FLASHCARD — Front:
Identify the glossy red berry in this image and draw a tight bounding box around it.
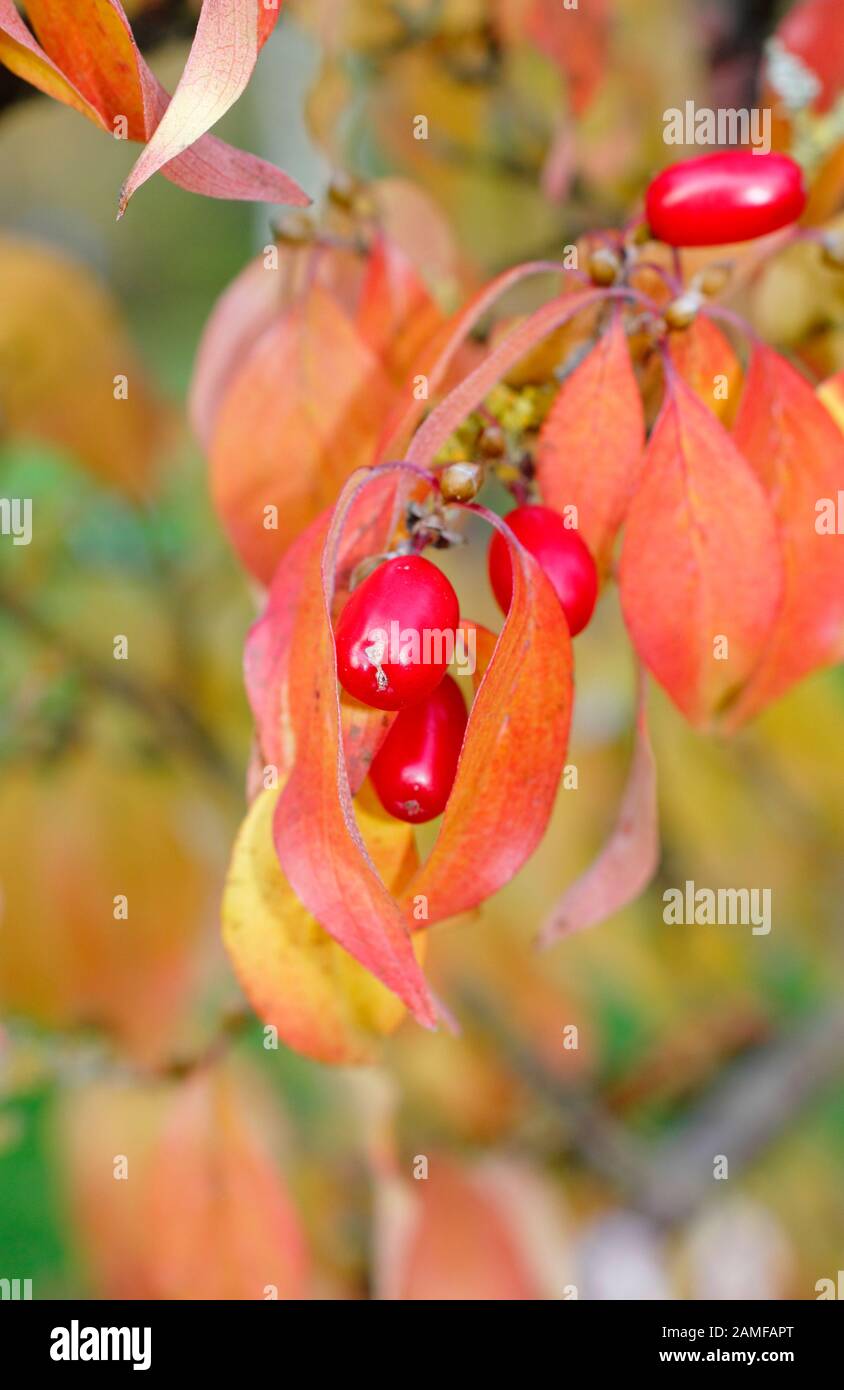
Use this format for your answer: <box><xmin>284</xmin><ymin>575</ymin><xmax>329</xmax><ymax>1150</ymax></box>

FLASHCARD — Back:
<box><xmin>369</xmin><ymin>675</ymin><xmax>467</xmax><ymax>823</ymax></box>
<box><xmin>488</xmin><ymin>504</ymin><xmax>598</xmax><ymax>636</ymax></box>
<box><xmin>645</xmin><ymin>151</ymin><xmax>806</xmax><ymax>247</ymax></box>
<box><xmin>335</xmin><ymin>554</ymin><xmax>460</xmax><ymax>711</ymax></box>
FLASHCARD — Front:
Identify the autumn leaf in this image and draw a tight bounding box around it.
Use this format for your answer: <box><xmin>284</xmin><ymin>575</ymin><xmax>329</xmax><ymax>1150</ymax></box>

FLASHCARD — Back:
<box><xmin>769</xmin><ymin>0</ymin><xmax>844</xmax><ymax>115</ymax></box>
<box><xmin>61</xmin><ymin>1064</ymin><xmax>310</xmax><ymax>1300</ymax></box>
<box><xmin>667</xmin><ymin>313</ymin><xmax>742</xmax><ymax>426</ymax></box>
<box><xmin>726</xmin><ymin>345</ymin><xmax>844</xmax><ymax>725</ymax></box>
<box><xmin>209</xmin><ymin>285</ymin><xmax>395</xmax><ymax>584</ymax></box>
<box><xmin>0</xmin><ymin>0</ymin><xmax>308</xmax><ymax>212</ymax></box>
<box><xmin>0</xmin><ymin>752</ymin><xmax>215</xmax><ymax>1065</ymax></box>
<box><xmin>376</xmin><ymin>260</ymin><xmax>579</xmax><ymax>463</ymax></box>
<box><xmin>271</xmin><ymin>462</ymin><xmax>572</xmax><ymax>1017</ymax></box>
<box><xmin>619</xmin><ymin>370</ymin><xmax>783</xmax><ymax>727</ymax></box>
<box><xmin>536</xmin><ymin>313</ymin><xmax>645</xmax><ymax>572</ymax></box>
<box><xmin>271</xmin><ymin>468</ymin><xmax>437</xmax><ymax>1027</ymax></box>
<box><xmin>119</xmin><ymin>0</ymin><xmax>287</xmax><ymax>212</ymax></box>
<box><xmin>223</xmin><ymin>781</ymin><xmax>421</xmax><ymax>1065</ymax></box>
<box><xmin>374</xmin><ymin>1154</ymin><xmax>568</xmax><ymax>1300</ymax></box>
<box><xmin>355</xmin><ymin>232</ymin><xmax>447</xmax><ymax>385</ymax></box>
<box><xmin>539</xmin><ymin>673</ymin><xmax>659</xmax><ymax>947</ymax></box>
<box><xmin>397</xmin><ymin>501</ymin><xmax>572</xmax><ymax>927</ymax></box>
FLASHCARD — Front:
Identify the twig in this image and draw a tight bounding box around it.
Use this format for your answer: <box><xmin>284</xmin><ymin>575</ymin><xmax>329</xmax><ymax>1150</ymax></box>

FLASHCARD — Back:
<box><xmin>458</xmin><ymin>986</ymin><xmax>844</xmax><ymax>1227</ymax></box>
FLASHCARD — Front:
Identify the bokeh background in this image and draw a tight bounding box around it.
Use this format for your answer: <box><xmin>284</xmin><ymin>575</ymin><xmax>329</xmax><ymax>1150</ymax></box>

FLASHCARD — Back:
<box><xmin>1</xmin><ymin>0</ymin><xmax>843</xmax><ymax>1300</ymax></box>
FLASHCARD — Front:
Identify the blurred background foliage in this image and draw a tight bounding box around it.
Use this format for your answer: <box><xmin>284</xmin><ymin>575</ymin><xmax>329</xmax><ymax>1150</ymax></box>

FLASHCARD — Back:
<box><xmin>0</xmin><ymin>0</ymin><xmax>843</xmax><ymax>1299</ymax></box>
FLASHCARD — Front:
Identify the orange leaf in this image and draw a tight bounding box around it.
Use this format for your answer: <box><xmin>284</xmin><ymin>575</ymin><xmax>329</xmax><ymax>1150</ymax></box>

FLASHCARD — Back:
<box><xmin>536</xmin><ymin>314</ymin><xmax>645</xmax><ymax>572</ymax></box>
<box><xmin>375</xmin><ymin>1155</ymin><xmax>567</xmax><ymax>1301</ymax></box>
<box><xmin>355</xmin><ymin>232</ymin><xmax>446</xmax><ymax>385</ymax></box>
<box><xmin>273</xmin><ymin>468</ymin><xmax>437</xmax><ymax>1027</ymax></box>
<box><xmin>539</xmin><ymin>673</ymin><xmax>659</xmax><ymax>946</ymax></box>
<box><xmin>0</xmin><ymin>1</ymin><xmax>307</xmax><ymax>210</ymax></box>
<box><xmin>667</xmin><ymin>313</ymin><xmax>742</xmax><ymax>426</ymax></box>
<box><xmin>118</xmin><ymin>0</ymin><xmax>301</xmax><ymax>214</ymax></box>
<box><xmin>525</xmin><ymin>0</ymin><xmax>610</xmax><ymax>115</ymax></box>
<box><xmin>0</xmin><ymin>752</ymin><xmax>214</xmax><ymax>1065</ymax></box>
<box><xmin>142</xmin><ymin>1064</ymin><xmax>310</xmax><ymax>1299</ymax></box>
<box><xmin>24</xmin><ymin>0</ymin><xmax>148</xmax><ymax>135</ymax></box>
<box><xmin>726</xmin><ymin>346</ymin><xmax>844</xmax><ymax>724</ymax></box>
<box><xmin>399</xmin><ymin>502</ymin><xmax>572</xmax><ymax>926</ymax></box>
<box><xmin>619</xmin><ymin>371</ymin><xmax>783</xmax><ymax>726</ymax></box>
<box><xmin>210</xmin><ymin>285</ymin><xmax>395</xmax><ymax>584</ymax></box>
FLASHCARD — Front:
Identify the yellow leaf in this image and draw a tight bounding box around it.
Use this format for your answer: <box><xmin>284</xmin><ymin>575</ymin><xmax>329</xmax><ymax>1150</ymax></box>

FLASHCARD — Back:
<box><xmin>222</xmin><ymin>781</ymin><xmax>423</xmax><ymax>1065</ymax></box>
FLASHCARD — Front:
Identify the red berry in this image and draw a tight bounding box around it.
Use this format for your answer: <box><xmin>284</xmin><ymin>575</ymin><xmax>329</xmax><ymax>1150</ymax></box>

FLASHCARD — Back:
<box><xmin>645</xmin><ymin>152</ymin><xmax>806</xmax><ymax>247</ymax></box>
<box><xmin>369</xmin><ymin>675</ymin><xmax>467</xmax><ymax>823</ymax></box>
<box><xmin>488</xmin><ymin>504</ymin><xmax>598</xmax><ymax>636</ymax></box>
<box><xmin>335</xmin><ymin>554</ymin><xmax>460</xmax><ymax>711</ymax></box>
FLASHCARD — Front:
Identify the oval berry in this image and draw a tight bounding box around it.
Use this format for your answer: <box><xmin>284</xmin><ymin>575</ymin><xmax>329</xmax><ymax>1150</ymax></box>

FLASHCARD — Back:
<box><xmin>369</xmin><ymin>675</ymin><xmax>467</xmax><ymax>823</ymax></box>
<box><xmin>335</xmin><ymin>554</ymin><xmax>460</xmax><ymax>711</ymax></box>
<box><xmin>645</xmin><ymin>151</ymin><xmax>806</xmax><ymax>247</ymax></box>
<box><xmin>488</xmin><ymin>504</ymin><xmax>598</xmax><ymax>636</ymax></box>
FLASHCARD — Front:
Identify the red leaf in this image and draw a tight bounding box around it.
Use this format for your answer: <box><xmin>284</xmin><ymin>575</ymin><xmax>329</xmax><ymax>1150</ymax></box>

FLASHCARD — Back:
<box><xmin>726</xmin><ymin>346</ymin><xmax>844</xmax><ymax>724</ymax></box>
<box><xmin>209</xmin><ymin>285</ymin><xmax>395</xmax><ymax>583</ymax></box>
<box><xmin>771</xmin><ymin>0</ymin><xmax>844</xmax><ymax>114</ymax></box>
<box><xmin>536</xmin><ymin>314</ymin><xmax>645</xmax><ymax>571</ymax></box>
<box><xmin>272</xmin><ymin>465</ymin><xmax>572</xmax><ymax>1014</ymax></box>
<box><xmin>539</xmin><ymin>673</ymin><xmax>659</xmax><ymax>946</ymax></box>
<box><xmin>245</xmin><ymin>504</ymin><xmax>398</xmax><ymax>788</ymax></box>
<box><xmin>525</xmin><ymin>0</ymin><xmax>610</xmax><ymax>115</ymax></box>
<box><xmin>406</xmin><ymin>287</ymin><xmax>601</xmax><ymax>468</ymax></box>
<box><xmin>376</xmin><ymin>260</ymin><xmax>580</xmax><ymax>462</ymax></box>
<box><xmin>0</xmin><ymin>1</ymin><xmax>308</xmax><ymax>212</ymax></box>
<box><xmin>272</xmin><ymin>468</ymin><xmax>437</xmax><ymax>1028</ymax></box>
<box><xmin>667</xmin><ymin>313</ymin><xmax>742</xmax><ymax>425</ymax></box>
<box><xmin>355</xmin><ymin>232</ymin><xmax>447</xmax><ymax>385</ymax></box>
<box><xmin>398</xmin><ymin>503</ymin><xmax>572</xmax><ymax>925</ymax></box>
<box><xmin>619</xmin><ymin>371</ymin><xmax>783</xmax><ymax>726</ymax></box>
<box><xmin>119</xmin><ymin>0</ymin><xmax>300</xmax><ymax>214</ymax></box>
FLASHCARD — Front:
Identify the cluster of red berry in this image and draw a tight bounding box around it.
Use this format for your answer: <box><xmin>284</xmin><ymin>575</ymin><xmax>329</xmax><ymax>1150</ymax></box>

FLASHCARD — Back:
<box><xmin>332</xmin><ymin>148</ymin><xmax>809</xmax><ymax>829</ymax></box>
<box><xmin>334</xmin><ymin>511</ymin><xmax>598</xmax><ymax>824</ymax></box>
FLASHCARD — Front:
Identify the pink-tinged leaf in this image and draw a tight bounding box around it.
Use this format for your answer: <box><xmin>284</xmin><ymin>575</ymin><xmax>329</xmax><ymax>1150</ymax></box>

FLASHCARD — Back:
<box><xmin>190</xmin><ymin>244</ymin><xmax>367</xmax><ymax>449</ymax></box>
<box><xmin>245</xmin><ymin>504</ymin><xmax>398</xmax><ymax>787</ymax></box>
<box><xmin>190</xmin><ymin>255</ymin><xmax>289</xmax><ymax>451</ymax></box>
<box><xmin>526</xmin><ymin>0</ymin><xmax>610</xmax><ymax>115</ymax></box>
<box><xmin>376</xmin><ymin>261</ymin><xmax>583</xmax><ymax>462</ymax></box>
<box><xmin>355</xmin><ymin>232</ymin><xmax>446</xmax><ymax>384</ymax></box>
<box><xmin>273</xmin><ymin>467</ymin><xmax>438</xmax><ymax>1028</ymax></box>
<box><xmin>770</xmin><ymin>0</ymin><xmax>844</xmax><ymax>114</ymax></box>
<box><xmin>406</xmin><ymin>288</ymin><xmax>602</xmax><ymax>468</ymax></box>
<box><xmin>536</xmin><ymin>314</ymin><xmax>645</xmax><ymax>572</ymax></box>
<box><xmin>399</xmin><ymin>503</ymin><xmax>572</xmax><ymax>925</ymax></box>
<box><xmin>619</xmin><ymin>371</ymin><xmax>783</xmax><ymax>727</ymax></box>
<box><xmin>143</xmin><ymin>1064</ymin><xmax>310</xmax><ymax>1299</ymax></box>
<box><xmin>539</xmin><ymin>674</ymin><xmax>659</xmax><ymax>947</ymax></box>
<box><xmin>726</xmin><ymin>346</ymin><xmax>844</xmax><ymax>725</ymax></box>
<box><xmin>375</xmin><ymin>1155</ymin><xmax>567</xmax><ymax>1301</ymax></box>
<box><xmin>1</xmin><ymin>0</ymin><xmax>309</xmax><ymax>212</ymax></box>
<box><xmin>119</xmin><ymin>0</ymin><xmax>304</xmax><ymax>214</ymax></box>
<box><xmin>209</xmin><ymin>285</ymin><xmax>395</xmax><ymax>583</ymax></box>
